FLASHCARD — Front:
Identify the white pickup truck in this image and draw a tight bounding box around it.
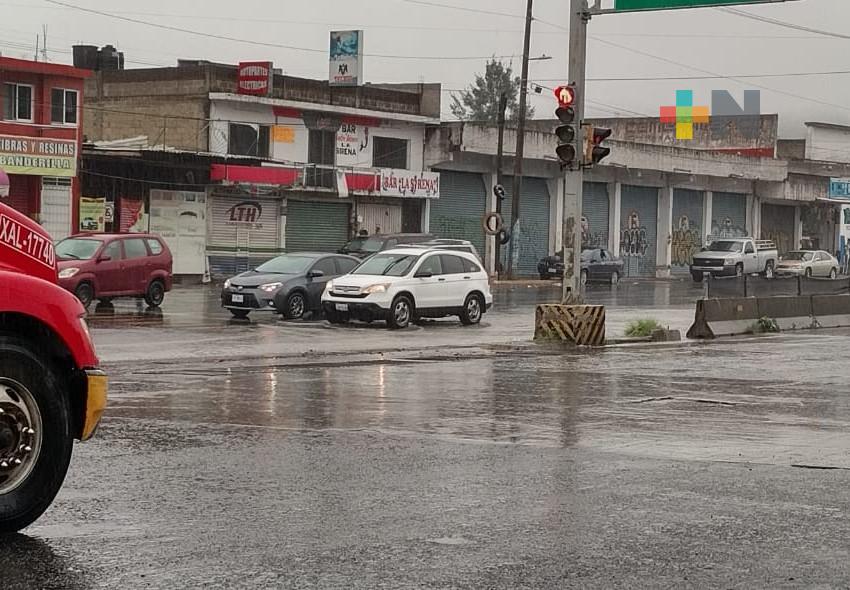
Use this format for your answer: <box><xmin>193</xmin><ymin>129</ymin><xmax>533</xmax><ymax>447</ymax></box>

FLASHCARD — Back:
<box><xmin>690</xmin><ymin>238</ymin><xmax>778</xmax><ymax>282</ymax></box>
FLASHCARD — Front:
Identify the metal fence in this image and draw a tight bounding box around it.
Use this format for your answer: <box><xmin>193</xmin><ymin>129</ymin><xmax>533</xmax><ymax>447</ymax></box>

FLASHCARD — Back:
<box><xmin>706</xmin><ymin>275</ymin><xmax>850</xmax><ymax>299</ymax></box>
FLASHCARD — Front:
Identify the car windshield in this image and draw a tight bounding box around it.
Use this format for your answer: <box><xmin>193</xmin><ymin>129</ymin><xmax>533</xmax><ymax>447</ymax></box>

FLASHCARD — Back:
<box><xmin>254</xmin><ymin>255</ymin><xmax>314</xmax><ymax>274</ymax></box>
<box><xmin>352</xmin><ymin>253</ymin><xmax>418</xmax><ymax>276</ymax></box>
<box><xmin>783</xmin><ymin>251</ymin><xmax>813</xmax><ymax>261</ymax></box>
<box><xmin>707</xmin><ymin>241</ymin><xmax>744</xmax><ymax>253</ymax></box>
<box><xmin>55</xmin><ymin>238</ymin><xmax>103</xmax><ymax>260</ymax></box>
<box><xmin>359</xmin><ymin>237</ymin><xmax>386</xmax><ymax>253</ymax></box>
<box><xmin>581</xmin><ymin>250</ymin><xmax>595</xmax><ymax>261</ymax></box>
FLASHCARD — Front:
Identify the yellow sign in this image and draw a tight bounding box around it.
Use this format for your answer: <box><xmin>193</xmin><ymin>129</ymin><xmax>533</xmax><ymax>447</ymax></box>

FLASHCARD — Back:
<box><xmin>272</xmin><ymin>126</ymin><xmax>295</xmax><ymax>144</ymax></box>
<box><xmin>79</xmin><ymin>197</ymin><xmax>106</xmax><ymax>232</ymax></box>
<box><xmin>0</xmin><ymin>134</ymin><xmax>78</xmax><ymax>177</ymax></box>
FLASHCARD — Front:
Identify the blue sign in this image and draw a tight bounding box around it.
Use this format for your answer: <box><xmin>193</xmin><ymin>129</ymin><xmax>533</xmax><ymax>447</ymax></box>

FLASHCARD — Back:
<box><xmin>829</xmin><ymin>178</ymin><xmax>850</xmax><ymax>200</ymax></box>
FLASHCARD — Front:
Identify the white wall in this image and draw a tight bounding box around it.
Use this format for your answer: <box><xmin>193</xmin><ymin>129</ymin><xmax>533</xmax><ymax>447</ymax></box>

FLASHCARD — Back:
<box><xmin>806</xmin><ymin>125</ymin><xmax>850</xmax><ymax>163</ymax></box>
<box><xmin>209</xmin><ymin>99</ymin><xmax>426</xmax><ymax>170</ymax></box>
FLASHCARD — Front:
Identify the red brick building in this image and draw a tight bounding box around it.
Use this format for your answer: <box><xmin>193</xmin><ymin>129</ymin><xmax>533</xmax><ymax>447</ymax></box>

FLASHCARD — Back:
<box><xmin>0</xmin><ymin>57</ymin><xmax>90</xmax><ymax>239</ymax></box>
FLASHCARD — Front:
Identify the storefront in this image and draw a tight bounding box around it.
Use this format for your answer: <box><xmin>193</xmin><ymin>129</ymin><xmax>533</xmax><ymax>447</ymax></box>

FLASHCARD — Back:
<box><xmin>285</xmin><ymin>197</ymin><xmax>351</xmax><ymax>252</ymax></box>
<box><xmin>500</xmin><ymin>176</ymin><xmax>552</xmax><ymax>277</ymax></box>
<box><xmin>710</xmin><ymin>192</ymin><xmax>748</xmax><ymax>240</ymax></box>
<box><xmin>582</xmin><ymin>182</ymin><xmax>609</xmax><ymax>250</ymax></box>
<box><xmin>761</xmin><ymin>202</ymin><xmax>797</xmax><ymax>255</ymax></box>
<box><xmin>671</xmin><ymin>189</ymin><xmax>705</xmax><ymax>274</ymax></box>
<box><xmin>429</xmin><ymin>171</ymin><xmax>487</xmax><ymax>255</ymax></box>
<box><xmin>149</xmin><ymin>189</ymin><xmax>208</xmax><ymax>275</ymax></box>
<box><xmin>207</xmin><ymin>192</ymin><xmax>284</xmax><ymax>275</ymax></box>
<box><xmin>620</xmin><ymin>185</ymin><xmax>659</xmax><ymax>278</ymax></box>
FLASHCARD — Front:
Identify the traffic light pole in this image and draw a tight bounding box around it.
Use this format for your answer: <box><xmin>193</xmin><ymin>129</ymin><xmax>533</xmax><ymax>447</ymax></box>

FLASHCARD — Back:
<box><xmin>495</xmin><ymin>92</ymin><xmax>508</xmax><ymax>277</ymax></box>
<box><xmin>562</xmin><ymin>0</ymin><xmax>590</xmax><ymax>304</ymax></box>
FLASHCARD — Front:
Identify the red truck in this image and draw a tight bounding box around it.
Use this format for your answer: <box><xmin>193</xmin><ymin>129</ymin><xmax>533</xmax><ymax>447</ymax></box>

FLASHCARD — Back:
<box><xmin>0</xmin><ymin>201</ymin><xmax>107</xmax><ymax>533</ymax></box>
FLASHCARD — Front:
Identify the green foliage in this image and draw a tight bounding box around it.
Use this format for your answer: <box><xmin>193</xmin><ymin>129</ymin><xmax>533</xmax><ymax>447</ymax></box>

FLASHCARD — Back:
<box><xmin>624</xmin><ymin>319</ymin><xmax>661</xmax><ymax>338</ymax></box>
<box><xmin>750</xmin><ymin>316</ymin><xmax>780</xmax><ymax>334</ymax></box>
<box><xmin>450</xmin><ymin>58</ymin><xmax>535</xmax><ymax>123</ymax></box>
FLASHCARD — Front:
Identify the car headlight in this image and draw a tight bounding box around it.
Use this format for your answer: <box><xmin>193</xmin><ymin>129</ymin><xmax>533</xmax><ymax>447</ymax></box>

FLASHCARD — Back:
<box><xmin>326</xmin><ymin>280</ymin><xmax>335</xmax><ymax>292</ymax></box>
<box><xmin>59</xmin><ymin>267</ymin><xmax>80</xmax><ymax>279</ymax></box>
<box><xmin>259</xmin><ymin>282</ymin><xmax>283</xmax><ymax>293</ymax></box>
<box><xmin>79</xmin><ymin>316</ymin><xmax>95</xmax><ymax>353</ymax></box>
<box><xmin>363</xmin><ymin>283</ymin><xmax>390</xmax><ymax>294</ymax></box>
<box><xmin>224</xmin><ymin>279</ymin><xmax>232</xmax><ymax>289</ymax></box>
<box><xmin>725</xmin><ymin>258</ymin><xmax>736</xmax><ymax>265</ymax></box>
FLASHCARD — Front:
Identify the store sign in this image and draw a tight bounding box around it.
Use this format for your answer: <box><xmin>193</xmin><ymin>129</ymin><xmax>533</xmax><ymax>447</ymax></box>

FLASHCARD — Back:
<box><xmin>380</xmin><ymin>170</ymin><xmax>440</xmax><ymax>199</ymax></box>
<box><xmin>336</xmin><ymin>123</ymin><xmax>369</xmax><ymax>166</ymax></box>
<box><xmin>0</xmin><ymin>135</ymin><xmax>77</xmax><ymax>177</ymax></box>
<box><xmin>238</xmin><ymin>61</ymin><xmax>273</xmax><ymax>96</ymax></box>
<box><xmin>226</xmin><ymin>200</ymin><xmax>265</xmax><ymax>228</ymax></box>
<box><xmin>329</xmin><ymin>30</ymin><xmax>363</xmax><ymax>86</ymax></box>
<box><xmin>79</xmin><ymin>197</ymin><xmax>106</xmax><ymax>232</ymax></box>
<box><xmin>829</xmin><ymin>178</ymin><xmax>850</xmax><ymax>200</ymax></box>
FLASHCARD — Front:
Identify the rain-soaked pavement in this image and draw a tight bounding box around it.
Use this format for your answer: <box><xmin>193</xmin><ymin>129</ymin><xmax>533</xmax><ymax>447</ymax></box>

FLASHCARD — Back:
<box><xmin>5</xmin><ymin>280</ymin><xmax>850</xmax><ymax>588</ymax></box>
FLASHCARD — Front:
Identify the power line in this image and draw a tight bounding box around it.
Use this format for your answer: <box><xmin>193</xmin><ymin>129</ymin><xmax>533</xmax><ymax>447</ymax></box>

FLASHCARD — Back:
<box><xmin>718</xmin><ymin>7</ymin><xmax>850</xmax><ymax>40</ymax></box>
<box><xmin>534</xmin><ymin>69</ymin><xmax>850</xmax><ymax>82</ymax></box>
<box><xmin>44</xmin><ymin>0</ymin><xmax>520</xmax><ymax>61</ymax></box>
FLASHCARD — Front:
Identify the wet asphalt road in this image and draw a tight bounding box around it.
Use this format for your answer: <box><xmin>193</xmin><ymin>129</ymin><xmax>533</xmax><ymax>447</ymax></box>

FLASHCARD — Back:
<box><xmin>5</xmin><ymin>280</ymin><xmax>850</xmax><ymax>589</ymax></box>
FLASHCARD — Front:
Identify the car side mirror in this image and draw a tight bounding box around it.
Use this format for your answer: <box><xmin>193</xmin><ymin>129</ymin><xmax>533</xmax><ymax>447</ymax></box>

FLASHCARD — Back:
<box><xmin>308</xmin><ymin>270</ymin><xmax>325</xmax><ymax>279</ymax></box>
<box><xmin>415</xmin><ymin>271</ymin><xmax>433</xmax><ymax>279</ymax></box>
<box><xmin>97</xmin><ymin>255</ymin><xmax>111</xmax><ymax>263</ymax></box>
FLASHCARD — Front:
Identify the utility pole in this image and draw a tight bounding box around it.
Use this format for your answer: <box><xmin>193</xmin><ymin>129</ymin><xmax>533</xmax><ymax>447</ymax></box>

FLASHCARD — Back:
<box><xmin>507</xmin><ymin>0</ymin><xmax>533</xmax><ymax>279</ymax></box>
<box><xmin>562</xmin><ymin>0</ymin><xmax>590</xmax><ymax>304</ymax></box>
<box><xmin>494</xmin><ymin>91</ymin><xmax>507</xmax><ymax>277</ymax></box>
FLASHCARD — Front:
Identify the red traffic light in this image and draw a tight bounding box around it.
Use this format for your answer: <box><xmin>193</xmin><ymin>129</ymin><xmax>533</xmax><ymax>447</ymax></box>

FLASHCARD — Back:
<box><xmin>554</xmin><ymin>85</ymin><xmax>575</xmax><ymax>108</ymax></box>
<box><xmin>592</xmin><ymin>127</ymin><xmax>612</xmax><ymax>145</ymax></box>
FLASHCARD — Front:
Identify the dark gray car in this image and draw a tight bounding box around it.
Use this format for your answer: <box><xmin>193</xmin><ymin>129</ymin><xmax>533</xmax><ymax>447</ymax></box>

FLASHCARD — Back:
<box><xmin>221</xmin><ymin>253</ymin><xmax>360</xmax><ymax>319</ymax></box>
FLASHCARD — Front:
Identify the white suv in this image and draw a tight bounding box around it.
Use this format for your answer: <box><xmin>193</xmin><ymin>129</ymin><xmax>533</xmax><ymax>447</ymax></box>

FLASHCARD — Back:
<box><xmin>321</xmin><ymin>248</ymin><xmax>493</xmax><ymax>329</ymax></box>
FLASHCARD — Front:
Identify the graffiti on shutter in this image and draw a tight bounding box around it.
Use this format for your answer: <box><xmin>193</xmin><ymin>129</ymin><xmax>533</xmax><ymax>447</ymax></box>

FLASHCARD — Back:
<box><xmin>582</xmin><ymin>182</ymin><xmax>609</xmax><ymax>249</ymax></box>
<box><xmin>671</xmin><ymin>189</ymin><xmax>704</xmax><ymax>272</ymax></box>
<box><xmin>710</xmin><ymin>192</ymin><xmax>747</xmax><ymax>241</ymax></box>
<box><xmin>620</xmin><ymin>185</ymin><xmax>658</xmax><ymax>277</ymax></box>
<box><xmin>761</xmin><ymin>203</ymin><xmax>795</xmax><ymax>255</ymax></box>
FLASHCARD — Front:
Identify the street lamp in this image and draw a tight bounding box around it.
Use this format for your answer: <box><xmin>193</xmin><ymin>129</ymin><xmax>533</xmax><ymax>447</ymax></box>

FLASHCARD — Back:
<box><xmin>0</xmin><ymin>168</ymin><xmax>9</xmax><ymax>198</ymax></box>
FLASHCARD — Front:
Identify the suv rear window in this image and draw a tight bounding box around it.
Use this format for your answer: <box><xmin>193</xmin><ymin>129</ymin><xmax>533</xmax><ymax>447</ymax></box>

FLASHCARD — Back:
<box><xmin>463</xmin><ymin>258</ymin><xmax>482</xmax><ymax>273</ymax></box>
<box><xmin>440</xmin><ymin>254</ymin><xmax>465</xmax><ymax>275</ymax></box>
<box><xmin>124</xmin><ymin>238</ymin><xmax>148</xmax><ymax>259</ymax></box>
<box><xmin>147</xmin><ymin>238</ymin><xmax>163</xmax><ymax>255</ymax></box>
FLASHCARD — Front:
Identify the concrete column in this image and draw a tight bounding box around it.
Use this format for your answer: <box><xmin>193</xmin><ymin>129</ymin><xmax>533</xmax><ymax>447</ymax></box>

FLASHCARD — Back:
<box><xmin>609</xmin><ymin>182</ymin><xmax>622</xmax><ymax>256</ymax></box>
<box><xmin>421</xmin><ymin>199</ymin><xmax>431</xmax><ymax>234</ymax></box>
<box><xmin>656</xmin><ymin>186</ymin><xmax>674</xmax><ymax>278</ymax></box>
<box><xmin>548</xmin><ymin>177</ymin><xmax>563</xmax><ymax>255</ymax></box>
<box><xmin>279</xmin><ymin>198</ymin><xmax>288</xmax><ymax>251</ymax></box>
<box><xmin>794</xmin><ymin>205</ymin><xmax>803</xmax><ymax>250</ymax></box>
<box><xmin>483</xmin><ymin>172</ymin><xmax>497</xmax><ymax>275</ymax></box>
<box><xmin>703</xmin><ymin>191</ymin><xmax>713</xmax><ymax>244</ymax></box>
<box><xmin>746</xmin><ymin>193</ymin><xmax>760</xmax><ymax>238</ymax></box>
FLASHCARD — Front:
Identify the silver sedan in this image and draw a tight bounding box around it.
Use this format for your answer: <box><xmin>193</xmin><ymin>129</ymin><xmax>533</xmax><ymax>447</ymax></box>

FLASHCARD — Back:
<box><xmin>775</xmin><ymin>250</ymin><xmax>840</xmax><ymax>278</ymax></box>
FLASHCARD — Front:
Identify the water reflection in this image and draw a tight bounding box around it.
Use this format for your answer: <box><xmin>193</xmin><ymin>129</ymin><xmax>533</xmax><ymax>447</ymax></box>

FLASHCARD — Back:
<box><xmin>0</xmin><ymin>534</ymin><xmax>90</xmax><ymax>589</ymax></box>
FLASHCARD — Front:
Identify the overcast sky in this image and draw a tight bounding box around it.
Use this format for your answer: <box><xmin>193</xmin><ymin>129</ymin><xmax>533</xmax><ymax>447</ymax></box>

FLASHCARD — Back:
<box><xmin>1</xmin><ymin>0</ymin><xmax>844</xmax><ymax>136</ymax></box>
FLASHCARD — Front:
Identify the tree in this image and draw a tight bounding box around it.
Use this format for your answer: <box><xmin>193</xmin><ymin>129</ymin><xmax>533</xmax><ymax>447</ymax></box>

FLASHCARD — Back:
<box><xmin>450</xmin><ymin>58</ymin><xmax>535</xmax><ymax>124</ymax></box>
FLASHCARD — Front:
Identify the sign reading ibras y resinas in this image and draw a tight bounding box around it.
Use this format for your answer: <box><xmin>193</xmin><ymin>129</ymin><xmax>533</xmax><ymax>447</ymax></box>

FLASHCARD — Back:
<box><xmin>609</xmin><ymin>0</ymin><xmax>798</xmax><ymax>11</ymax></box>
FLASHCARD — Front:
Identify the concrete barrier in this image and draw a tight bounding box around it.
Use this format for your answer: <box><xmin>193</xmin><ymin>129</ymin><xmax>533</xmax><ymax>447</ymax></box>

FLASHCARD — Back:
<box><xmin>688</xmin><ymin>294</ymin><xmax>850</xmax><ymax>339</ymax></box>
<box><xmin>534</xmin><ymin>304</ymin><xmax>606</xmax><ymax>346</ymax></box>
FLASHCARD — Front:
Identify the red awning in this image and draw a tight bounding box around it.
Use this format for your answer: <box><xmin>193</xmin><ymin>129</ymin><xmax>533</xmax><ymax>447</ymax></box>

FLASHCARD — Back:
<box><xmin>210</xmin><ymin>163</ymin><xmax>301</xmax><ymax>186</ymax></box>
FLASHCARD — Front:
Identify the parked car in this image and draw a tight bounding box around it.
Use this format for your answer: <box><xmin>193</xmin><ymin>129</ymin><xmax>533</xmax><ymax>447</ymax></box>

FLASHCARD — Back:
<box><xmin>321</xmin><ymin>248</ymin><xmax>493</xmax><ymax>329</ymax></box>
<box><xmin>397</xmin><ymin>239</ymin><xmax>483</xmax><ymax>262</ymax></box>
<box><xmin>338</xmin><ymin>236</ymin><xmax>368</xmax><ymax>256</ymax></box>
<box><xmin>537</xmin><ymin>248</ymin><xmax>625</xmax><ymax>284</ymax></box>
<box><xmin>341</xmin><ymin>233</ymin><xmax>435</xmax><ymax>259</ymax></box>
<box><xmin>690</xmin><ymin>238</ymin><xmax>778</xmax><ymax>281</ymax></box>
<box><xmin>56</xmin><ymin>233</ymin><xmax>173</xmax><ymax>308</ymax></box>
<box><xmin>776</xmin><ymin>250</ymin><xmax>840</xmax><ymax>278</ymax></box>
<box><xmin>221</xmin><ymin>252</ymin><xmax>360</xmax><ymax>319</ymax></box>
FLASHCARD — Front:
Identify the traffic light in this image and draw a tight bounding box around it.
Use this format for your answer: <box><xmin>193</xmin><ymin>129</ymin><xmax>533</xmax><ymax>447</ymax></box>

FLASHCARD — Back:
<box><xmin>554</xmin><ymin>85</ymin><xmax>579</xmax><ymax>169</ymax></box>
<box><xmin>584</xmin><ymin>126</ymin><xmax>612</xmax><ymax>167</ymax></box>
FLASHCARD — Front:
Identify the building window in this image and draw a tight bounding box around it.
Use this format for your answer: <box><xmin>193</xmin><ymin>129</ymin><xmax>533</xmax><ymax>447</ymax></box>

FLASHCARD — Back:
<box><xmin>373</xmin><ymin>136</ymin><xmax>408</xmax><ymax>169</ymax></box>
<box><xmin>3</xmin><ymin>83</ymin><xmax>33</xmax><ymax>121</ymax></box>
<box><xmin>228</xmin><ymin>123</ymin><xmax>270</xmax><ymax>158</ymax></box>
<box><xmin>51</xmin><ymin>89</ymin><xmax>79</xmax><ymax>125</ymax></box>
<box><xmin>307</xmin><ymin>129</ymin><xmax>336</xmax><ymax>188</ymax></box>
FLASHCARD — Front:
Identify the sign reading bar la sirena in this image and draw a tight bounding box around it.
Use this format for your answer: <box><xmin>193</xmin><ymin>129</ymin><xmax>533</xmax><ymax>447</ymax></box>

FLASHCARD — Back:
<box><xmin>0</xmin><ymin>135</ymin><xmax>77</xmax><ymax>177</ymax></box>
<box><xmin>380</xmin><ymin>170</ymin><xmax>440</xmax><ymax>199</ymax></box>
<box><xmin>237</xmin><ymin>62</ymin><xmax>273</xmax><ymax>96</ymax></box>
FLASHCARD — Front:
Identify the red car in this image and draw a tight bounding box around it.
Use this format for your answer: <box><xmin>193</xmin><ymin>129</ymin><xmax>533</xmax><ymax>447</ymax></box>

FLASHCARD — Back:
<box><xmin>55</xmin><ymin>233</ymin><xmax>173</xmax><ymax>308</ymax></box>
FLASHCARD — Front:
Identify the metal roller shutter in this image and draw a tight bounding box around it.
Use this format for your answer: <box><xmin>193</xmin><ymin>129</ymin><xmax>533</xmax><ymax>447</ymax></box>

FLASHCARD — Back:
<box><xmin>501</xmin><ymin>177</ymin><xmax>551</xmax><ymax>277</ymax></box>
<box><xmin>429</xmin><ymin>171</ymin><xmax>487</xmax><ymax>255</ymax></box>
<box><xmin>286</xmin><ymin>199</ymin><xmax>350</xmax><ymax>253</ymax></box>
<box><xmin>582</xmin><ymin>182</ymin><xmax>609</xmax><ymax>249</ymax></box>
<box><xmin>208</xmin><ymin>195</ymin><xmax>282</xmax><ymax>275</ymax></box>
<box><xmin>6</xmin><ymin>175</ymin><xmax>35</xmax><ymax>217</ymax></box>
<box><xmin>620</xmin><ymin>185</ymin><xmax>658</xmax><ymax>278</ymax></box>
<box><xmin>761</xmin><ymin>203</ymin><xmax>796</xmax><ymax>255</ymax></box>
<box><xmin>711</xmin><ymin>192</ymin><xmax>747</xmax><ymax>240</ymax></box>
<box><xmin>41</xmin><ymin>177</ymin><xmax>73</xmax><ymax>240</ymax></box>
<box><xmin>671</xmin><ymin>189</ymin><xmax>704</xmax><ymax>274</ymax></box>
<box><xmin>358</xmin><ymin>202</ymin><xmax>402</xmax><ymax>235</ymax></box>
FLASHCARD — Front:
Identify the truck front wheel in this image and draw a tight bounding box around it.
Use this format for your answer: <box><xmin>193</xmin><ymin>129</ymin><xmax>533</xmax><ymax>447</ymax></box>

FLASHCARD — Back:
<box><xmin>0</xmin><ymin>335</ymin><xmax>74</xmax><ymax>533</ymax></box>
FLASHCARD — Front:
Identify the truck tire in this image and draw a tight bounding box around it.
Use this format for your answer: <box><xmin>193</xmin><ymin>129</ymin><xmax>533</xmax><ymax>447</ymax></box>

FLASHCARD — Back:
<box><xmin>691</xmin><ymin>272</ymin><xmax>704</xmax><ymax>283</ymax></box>
<box><xmin>0</xmin><ymin>334</ymin><xmax>73</xmax><ymax>534</ymax></box>
<box><xmin>736</xmin><ymin>263</ymin><xmax>744</xmax><ymax>277</ymax></box>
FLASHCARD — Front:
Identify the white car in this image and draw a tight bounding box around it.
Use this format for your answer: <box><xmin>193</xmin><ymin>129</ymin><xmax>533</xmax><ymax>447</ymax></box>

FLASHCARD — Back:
<box><xmin>321</xmin><ymin>248</ymin><xmax>493</xmax><ymax>329</ymax></box>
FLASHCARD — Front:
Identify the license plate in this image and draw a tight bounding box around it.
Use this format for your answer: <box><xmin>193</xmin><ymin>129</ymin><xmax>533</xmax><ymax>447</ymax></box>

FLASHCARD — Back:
<box><xmin>548</xmin><ymin>268</ymin><xmax>557</xmax><ymax>273</ymax></box>
<box><xmin>231</xmin><ymin>294</ymin><xmax>244</xmax><ymax>303</ymax></box>
<box><xmin>335</xmin><ymin>303</ymin><xmax>349</xmax><ymax>312</ymax></box>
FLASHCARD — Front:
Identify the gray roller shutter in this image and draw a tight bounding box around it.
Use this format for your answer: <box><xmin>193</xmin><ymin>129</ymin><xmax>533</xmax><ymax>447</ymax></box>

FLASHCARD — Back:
<box><xmin>620</xmin><ymin>185</ymin><xmax>658</xmax><ymax>278</ymax></box>
<box><xmin>761</xmin><ymin>203</ymin><xmax>795</xmax><ymax>255</ymax></box>
<box><xmin>582</xmin><ymin>182</ymin><xmax>609</xmax><ymax>249</ymax></box>
<box><xmin>501</xmin><ymin>177</ymin><xmax>551</xmax><ymax>277</ymax></box>
<box><xmin>429</xmin><ymin>171</ymin><xmax>487</xmax><ymax>255</ymax></box>
<box><xmin>286</xmin><ymin>199</ymin><xmax>351</xmax><ymax>253</ymax></box>
<box><xmin>711</xmin><ymin>192</ymin><xmax>747</xmax><ymax>240</ymax></box>
<box><xmin>671</xmin><ymin>189</ymin><xmax>705</xmax><ymax>274</ymax></box>
<box><xmin>208</xmin><ymin>195</ymin><xmax>281</xmax><ymax>275</ymax></box>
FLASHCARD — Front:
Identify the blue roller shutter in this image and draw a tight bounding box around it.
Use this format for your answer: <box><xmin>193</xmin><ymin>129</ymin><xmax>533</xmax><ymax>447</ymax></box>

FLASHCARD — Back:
<box><xmin>671</xmin><ymin>189</ymin><xmax>705</xmax><ymax>274</ymax></box>
<box><xmin>583</xmin><ymin>182</ymin><xmax>609</xmax><ymax>250</ymax></box>
<box><xmin>429</xmin><ymin>171</ymin><xmax>487</xmax><ymax>255</ymax></box>
<box><xmin>501</xmin><ymin>177</ymin><xmax>551</xmax><ymax>277</ymax></box>
<box><xmin>620</xmin><ymin>185</ymin><xmax>658</xmax><ymax>278</ymax></box>
<box><xmin>711</xmin><ymin>192</ymin><xmax>747</xmax><ymax>240</ymax></box>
